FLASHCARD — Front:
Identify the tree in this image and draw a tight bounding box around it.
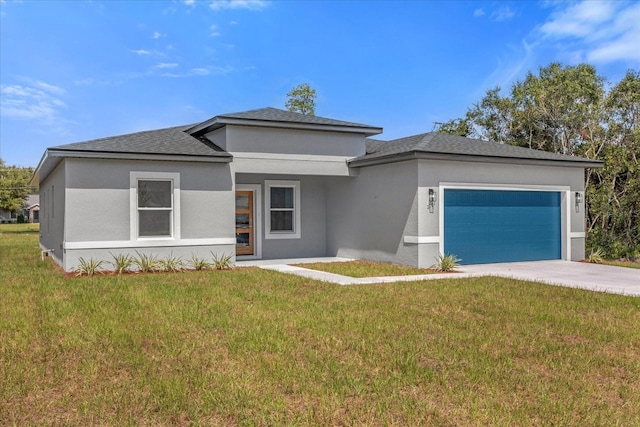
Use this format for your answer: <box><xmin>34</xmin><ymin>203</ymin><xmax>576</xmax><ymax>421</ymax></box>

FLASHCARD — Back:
<box><xmin>434</xmin><ymin>64</ymin><xmax>640</xmax><ymax>259</ymax></box>
<box><xmin>285</xmin><ymin>83</ymin><xmax>316</xmax><ymax>115</ymax></box>
<box><xmin>0</xmin><ymin>158</ymin><xmax>35</xmax><ymax>213</ymax></box>
<box><xmin>583</xmin><ymin>70</ymin><xmax>640</xmax><ymax>258</ymax></box>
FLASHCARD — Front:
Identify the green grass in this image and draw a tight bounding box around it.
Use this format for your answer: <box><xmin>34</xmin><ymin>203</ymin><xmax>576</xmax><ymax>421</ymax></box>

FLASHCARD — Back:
<box><xmin>295</xmin><ymin>260</ymin><xmax>441</xmax><ymax>277</ymax></box>
<box><xmin>602</xmin><ymin>260</ymin><xmax>640</xmax><ymax>269</ymax></box>
<box><xmin>2</xmin><ymin>232</ymin><xmax>640</xmax><ymax>425</ymax></box>
<box><xmin>0</xmin><ymin>222</ymin><xmax>40</xmax><ymax>234</ymax></box>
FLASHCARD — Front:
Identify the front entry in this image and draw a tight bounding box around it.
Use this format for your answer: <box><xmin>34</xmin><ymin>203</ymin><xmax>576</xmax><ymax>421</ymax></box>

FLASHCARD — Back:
<box><xmin>235</xmin><ymin>190</ymin><xmax>254</xmax><ymax>255</ymax></box>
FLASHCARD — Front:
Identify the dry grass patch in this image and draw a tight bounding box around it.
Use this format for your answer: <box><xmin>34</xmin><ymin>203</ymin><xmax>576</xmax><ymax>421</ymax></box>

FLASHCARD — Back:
<box><xmin>602</xmin><ymin>260</ymin><xmax>640</xmax><ymax>269</ymax></box>
<box><xmin>295</xmin><ymin>259</ymin><xmax>442</xmax><ymax>277</ymax></box>
<box><xmin>2</xmin><ymin>232</ymin><xmax>640</xmax><ymax>425</ymax></box>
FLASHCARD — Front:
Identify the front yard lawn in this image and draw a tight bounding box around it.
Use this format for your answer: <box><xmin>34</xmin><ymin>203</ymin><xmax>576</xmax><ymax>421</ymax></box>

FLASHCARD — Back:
<box><xmin>294</xmin><ymin>259</ymin><xmax>443</xmax><ymax>277</ymax></box>
<box><xmin>602</xmin><ymin>260</ymin><xmax>640</xmax><ymax>269</ymax></box>
<box><xmin>2</xmin><ymin>232</ymin><xmax>639</xmax><ymax>425</ymax></box>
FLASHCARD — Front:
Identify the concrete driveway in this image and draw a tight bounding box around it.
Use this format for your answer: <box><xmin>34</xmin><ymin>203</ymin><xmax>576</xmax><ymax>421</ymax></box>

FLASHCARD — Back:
<box><xmin>462</xmin><ymin>260</ymin><xmax>640</xmax><ymax>296</ymax></box>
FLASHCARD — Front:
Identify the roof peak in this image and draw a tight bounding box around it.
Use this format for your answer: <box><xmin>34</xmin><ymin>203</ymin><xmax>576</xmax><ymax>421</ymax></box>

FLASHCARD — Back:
<box><xmin>186</xmin><ymin>106</ymin><xmax>383</xmax><ymax>136</ymax></box>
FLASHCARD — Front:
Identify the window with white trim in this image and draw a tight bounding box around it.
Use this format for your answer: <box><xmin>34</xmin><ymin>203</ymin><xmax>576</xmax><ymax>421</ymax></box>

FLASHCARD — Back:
<box><xmin>130</xmin><ymin>172</ymin><xmax>180</xmax><ymax>240</ymax></box>
<box><xmin>265</xmin><ymin>180</ymin><xmax>300</xmax><ymax>239</ymax></box>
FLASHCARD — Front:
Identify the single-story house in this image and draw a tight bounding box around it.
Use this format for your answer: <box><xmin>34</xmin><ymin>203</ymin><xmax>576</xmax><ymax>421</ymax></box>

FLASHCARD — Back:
<box><xmin>32</xmin><ymin>107</ymin><xmax>602</xmax><ymax>272</ymax></box>
<box><xmin>0</xmin><ymin>194</ymin><xmax>39</xmax><ymax>223</ymax></box>
<box><xmin>23</xmin><ymin>194</ymin><xmax>40</xmax><ymax>223</ymax></box>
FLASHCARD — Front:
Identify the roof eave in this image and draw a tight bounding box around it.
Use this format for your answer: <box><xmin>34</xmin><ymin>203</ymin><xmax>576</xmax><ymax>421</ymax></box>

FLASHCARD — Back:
<box><xmin>188</xmin><ymin>116</ymin><xmax>383</xmax><ymax>137</ymax></box>
<box><xmin>49</xmin><ymin>148</ymin><xmax>232</xmax><ymax>162</ymax></box>
<box><xmin>33</xmin><ymin>148</ymin><xmax>232</xmax><ymax>184</ymax></box>
<box><xmin>348</xmin><ymin>151</ymin><xmax>604</xmax><ymax>168</ymax></box>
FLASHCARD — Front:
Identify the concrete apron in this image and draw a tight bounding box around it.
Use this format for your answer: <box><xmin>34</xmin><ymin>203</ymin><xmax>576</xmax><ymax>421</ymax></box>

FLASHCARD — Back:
<box><xmin>236</xmin><ymin>258</ymin><xmax>640</xmax><ymax>296</ymax></box>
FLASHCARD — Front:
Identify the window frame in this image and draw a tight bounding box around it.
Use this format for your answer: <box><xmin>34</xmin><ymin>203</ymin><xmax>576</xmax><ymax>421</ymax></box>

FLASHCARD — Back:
<box><xmin>130</xmin><ymin>172</ymin><xmax>180</xmax><ymax>241</ymax></box>
<box><xmin>265</xmin><ymin>180</ymin><xmax>301</xmax><ymax>239</ymax></box>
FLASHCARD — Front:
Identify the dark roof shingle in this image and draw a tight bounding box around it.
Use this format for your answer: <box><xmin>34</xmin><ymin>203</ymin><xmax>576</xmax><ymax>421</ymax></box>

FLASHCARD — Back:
<box><xmin>216</xmin><ymin>107</ymin><xmax>378</xmax><ymax>129</ymax></box>
<box><xmin>354</xmin><ymin>132</ymin><xmax>601</xmax><ymax>166</ymax></box>
<box><xmin>51</xmin><ymin>125</ymin><xmax>230</xmax><ymax>158</ymax></box>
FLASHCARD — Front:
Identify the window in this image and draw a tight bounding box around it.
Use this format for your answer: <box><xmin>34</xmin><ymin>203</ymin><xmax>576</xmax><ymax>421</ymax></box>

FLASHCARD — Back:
<box><xmin>265</xmin><ymin>180</ymin><xmax>300</xmax><ymax>239</ymax></box>
<box><xmin>130</xmin><ymin>172</ymin><xmax>180</xmax><ymax>240</ymax></box>
<box><xmin>138</xmin><ymin>180</ymin><xmax>172</xmax><ymax>237</ymax></box>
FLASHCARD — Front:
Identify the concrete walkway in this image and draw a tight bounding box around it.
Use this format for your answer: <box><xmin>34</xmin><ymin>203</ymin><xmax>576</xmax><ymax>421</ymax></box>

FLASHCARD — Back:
<box><xmin>236</xmin><ymin>258</ymin><xmax>640</xmax><ymax>296</ymax></box>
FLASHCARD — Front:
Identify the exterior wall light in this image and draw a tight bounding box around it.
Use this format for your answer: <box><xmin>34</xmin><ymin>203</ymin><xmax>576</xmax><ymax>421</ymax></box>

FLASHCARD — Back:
<box><xmin>575</xmin><ymin>192</ymin><xmax>582</xmax><ymax>213</ymax></box>
<box><xmin>428</xmin><ymin>189</ymin><xmax>437</xmax><ymax>213</ymax></box>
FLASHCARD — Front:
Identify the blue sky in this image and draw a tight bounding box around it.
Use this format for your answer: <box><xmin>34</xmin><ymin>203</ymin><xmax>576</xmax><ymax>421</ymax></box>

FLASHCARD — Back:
<box><xmin>1</xmin><ymin>0</ymin><xmax>639</xmax><ymax>167</ymax></box>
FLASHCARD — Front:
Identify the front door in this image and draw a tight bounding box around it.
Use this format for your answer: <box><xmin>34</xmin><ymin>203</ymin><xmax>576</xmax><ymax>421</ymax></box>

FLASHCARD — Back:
<box><xmin>235</xmin><ymin>190</ymin><xmax>254</xmax><ymax>256</ymax></box>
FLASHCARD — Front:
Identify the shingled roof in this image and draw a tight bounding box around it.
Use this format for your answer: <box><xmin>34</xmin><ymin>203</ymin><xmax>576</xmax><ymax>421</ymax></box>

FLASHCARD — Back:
<box><xmin>216</xmin><ymin>107</ymin><xmax>377</xmax><ymax>128</ymax></box>
<box><xmin>352</xmin><ymin>133</ymin><xmax>602</xmax><ymax>167</ymax></box>
<box><xmin>51</xmin><ymin>124</ymin><xmax>230</xmax><ymax>159</ymax></box>
<box><xmin>186</xmin><ymin>107</ymin><xmax>383</xmax><ymax>136</ymax></box>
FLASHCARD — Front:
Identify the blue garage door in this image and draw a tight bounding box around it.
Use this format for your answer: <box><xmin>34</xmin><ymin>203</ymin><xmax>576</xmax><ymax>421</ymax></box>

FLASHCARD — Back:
<box><xmin>444</xmin><ymin>189</ymin><xmax>561</xmax><ymax>265</ymax></box>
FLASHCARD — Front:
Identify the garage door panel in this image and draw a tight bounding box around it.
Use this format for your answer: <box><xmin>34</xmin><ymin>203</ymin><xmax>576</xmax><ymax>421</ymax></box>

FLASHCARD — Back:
<box><xmin>444</xmin><ymin>190</ymin><xmax>561</xmax><ymax>265</ymax></box>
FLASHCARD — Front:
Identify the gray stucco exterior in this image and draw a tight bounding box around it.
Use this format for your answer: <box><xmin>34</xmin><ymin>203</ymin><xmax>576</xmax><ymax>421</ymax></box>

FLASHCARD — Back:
<box><xmin>40</xmin><ymin>157</ymin><xmax>235</xmax><ymax>271</ymax></box>
<box><xmin>33</xmin><ymin>107</ymin><xmax>599</xmax><ymax>272</ymax></box>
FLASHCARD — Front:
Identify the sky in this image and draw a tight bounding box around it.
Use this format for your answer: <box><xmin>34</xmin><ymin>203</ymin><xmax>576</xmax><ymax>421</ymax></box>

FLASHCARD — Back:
<box><xmin>1</xmin><ymin>0</ymin><xmax>639</xmax><ymax>168</ymax></box>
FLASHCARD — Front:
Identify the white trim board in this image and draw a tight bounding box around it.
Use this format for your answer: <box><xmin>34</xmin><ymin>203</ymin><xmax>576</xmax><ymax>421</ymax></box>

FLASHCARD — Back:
<box><xmin>264</xmin><ymin>180</ymin><xmax>301</xmax><ymax>240</ymax></box>
<box><xmin>64</xmin><ymin>238</ymin><xmax>236</xmax><ymax>250</ymax></box>
<box><xmin>130</xmin><ymin>171</ymin><xmax>181</xmax><ymax>241</ymax></box>
<box><xmin>404</xmin><ymin>236</ymin><xmax>439</xmax><ymax>244</ymax></box>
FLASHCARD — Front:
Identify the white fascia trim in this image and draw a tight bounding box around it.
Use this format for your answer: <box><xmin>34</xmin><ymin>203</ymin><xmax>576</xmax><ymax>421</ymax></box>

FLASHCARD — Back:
<box><xmin>264</xmin><ymin>180</ymin><xmax>301</xmax><ymax>240</ymax></box>
<box><xmin>439</xmin><ymin>182</ymin><xmax>571</xmax><ymax>192</ymax></box>
<box><xmin>404</xmin><ymin>236</ymin><xmax>440</xmax><ymax>244</ymax></box>
<box><xmin>570</xmin><ymin>232</ymin><xmax>586</xmax><ymax>239</ymax></box>
<box><xmin>230</xmin><ymin>151</ymin><xmax>353</xmax><ymax>162</ymax></box>
<box><xmin>213</xmin><ymin>118</ymin><xmax>383</xmax><ymax>136</ymax></box>
<box><xmin>64</xmin><ymin>238</ymin><xmax>236</xmax><ymax>250</ymax></box>
<box><xmin>47</xmin><ymin>149</ymin><xmax>231</xmax><ymax>163</ymax></box>
<box><xmin>438</xmin><ymin>183</ymin><xmax>572</xmax><ymax>260</ymax></box>
<box><xmin>130</xmin><ymin>171</ymin><xmax>181</xmax><ymax>241</ymax></box>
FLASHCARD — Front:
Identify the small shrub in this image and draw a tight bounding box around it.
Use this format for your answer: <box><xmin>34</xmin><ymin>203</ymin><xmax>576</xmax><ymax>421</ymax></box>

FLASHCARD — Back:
<box><xmin>159</xmin><ymin>253</ymin><xmax>184</xmax><ymax>273</ymax></box>
<box><xmin>189</xmin><ymin>253</ymin><xmax>211</xmax><ymax>271</ymax></box>
<box><xmin>110</xmin><ymin>253</ymin><xmax>134</xmax><ymax>274</ymax></box>
<box><xmin>211</xmin><ymin>252</ymin><xmax>233</xmax><ymax>270</ymax></box>
<box><xmin>431</xmin><ymin>253</ymin><xmax>461</xmax><ymax>272</ymax></box>
<box><xmin>17</xmin><ymin>214</ymin><xmax>25</xmax><ymax>224</ymax></box>
<box><xmin>133</xmin><ymin>251</ymin><xmax>160</xmax><ymax>273</ymax></box>
<box><xmin>587</xmin><ymin>248</ymin><xmax>605</xmax><ymax>264</ymax></box>
<box><xmin>75</xmin><ymin>257</ymin><xmax>105</xmax><ymax>277</ymax></box>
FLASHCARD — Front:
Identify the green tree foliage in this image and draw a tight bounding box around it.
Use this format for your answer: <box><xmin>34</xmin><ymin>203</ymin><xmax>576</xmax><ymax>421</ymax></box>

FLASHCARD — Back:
<box><xmin>434</xmin><ymin>64</ymin><xmax>639</xmax><ymax>259</ymax></box>
<box><xmin>285</xmin><ymin>83</ymin><xmax>316</xmax><ymax>115</ymax></box>
<box><xmin>0</xmin><ymin>158</ymin><xmax>35</xmax><ymax>212</ymax></box>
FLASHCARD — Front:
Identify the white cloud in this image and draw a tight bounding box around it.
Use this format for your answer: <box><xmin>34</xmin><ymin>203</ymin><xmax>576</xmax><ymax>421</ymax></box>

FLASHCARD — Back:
<box><xmin>152</xmin><ymin>31</ymin><xmax>165</xmax><ymax>39</ymax></box>
<box><xmin>474</xmin><ymin>8</ymin><xmax>485</xmax><ymax>17</ymax></box>
<box><xmin>74</xmin><ymin>78</ymin><xmax>109</xmax><ymax>86</ymax></box>
<box><xmin>209</xmin><ymin>0</ymin><xmax>268</xmax><ymax>11</ymax></box>
<box><xmin>478</xmin><ymin>40</ymin><xmax>536</xmax><ymax>95</ymax></box>
<box><xmin>540</xmin><ymin>1</ymin><xmax>615</xmax><ymax>38</ymax></box>
<box><xmin>160</xmin><ymin>65</ymin><xmax>234</xmax><ymax>78</ymax></box>
<box><xmin>153</xmin><ymin>62</ymin><xmax>179</xmax><ymax>69</ymax></box>
<box><xmin>191</xmin><ymin>67</ymin><xmax>210</xmax><ymax>75</ymax></box>
<box><xmin>210</xmin><ymin>24</ymin><xmax>221</xmax><ymax>36</ymax></box>
<box><xmin>131</xmin><ymin>49</ymin><xmax>151</xmax><ymax>55</ymax></box>
<box><xmin>33</xmin><ymin>80</ymin><xmax>66</xmax><ymax>95</ymax></box>
<box><xmin>0</xmin><ymin>82</ymin><xmax>67</xmax><ymax>121</ymax></box>
<box><xmin>491</xmin><ymin>6</ymin><xmax>515</xmax><ymax>22</ymax></box>
<box><xmin>540</xmin><ymin>1</ymin><xmax>640</xmax><ymax>64</ymax></box>
<box><xmin>183</xmin><ymin>0</ymin><xmax>195</xmax><ymax>6</ymax></box>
